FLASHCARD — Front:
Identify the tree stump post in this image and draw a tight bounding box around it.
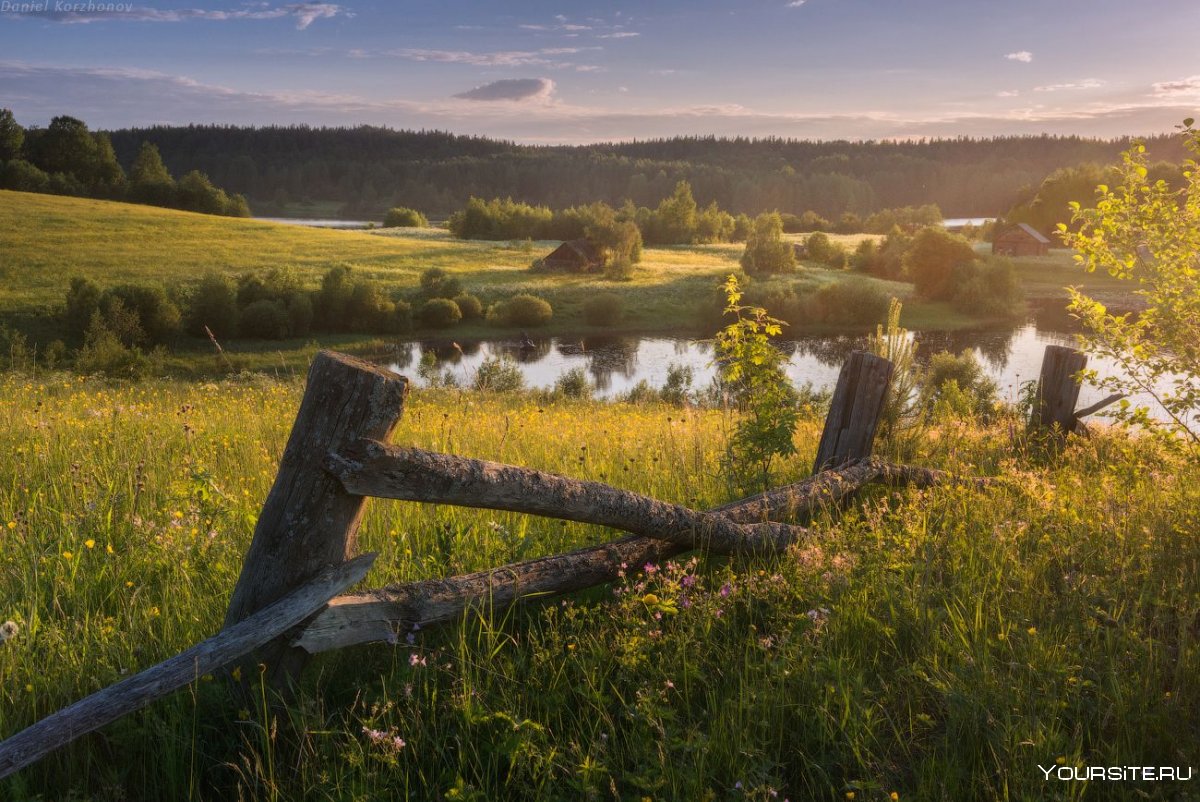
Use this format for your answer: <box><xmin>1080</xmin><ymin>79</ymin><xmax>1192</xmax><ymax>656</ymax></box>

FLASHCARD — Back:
<box><xmin>813</xmin><ymin>351</ymin><xmax>894</xmax><ymax>473</ymax></box>
<box><xmin>1031</xmin><ymin>345</ymin><xmax>1087</xmax><ymax>433</ymax></box>
<box><xmin>223</xmin><ymin>351</ymin><xmax>407</xmax><ymax>688</ymax></box>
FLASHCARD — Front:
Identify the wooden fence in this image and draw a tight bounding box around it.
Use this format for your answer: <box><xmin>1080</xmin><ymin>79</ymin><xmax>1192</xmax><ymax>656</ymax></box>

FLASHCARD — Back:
<box><xmin>0</xmin><ymin>343</ymin><xmax>1099</xmax><ymax>779</ymax></box>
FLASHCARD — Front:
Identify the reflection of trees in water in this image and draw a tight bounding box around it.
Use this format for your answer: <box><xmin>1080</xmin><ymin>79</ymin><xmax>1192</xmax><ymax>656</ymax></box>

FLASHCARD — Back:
<box><xmin>912</xmin><ymin>329</ymin><xmax>1016</xmax><ymax>371</ymax></box>
<box><xmin>789</xmin><ymin>335</ymin><xmax>868</xmax><ymax>367</ymax></box>
<box><xmin>381</xmin><ymin>342</ymin><xmax>415</xmax><ymax>371</ymax></box>
<box><xmin>420</xmin><ymin>341</ymin><xmax>463</xmax><ymax>365</ymax></box>
<box><xmin>572</xmin><ymin>336</ymin><xmax>640</xmax><ymax>391</ymax></box>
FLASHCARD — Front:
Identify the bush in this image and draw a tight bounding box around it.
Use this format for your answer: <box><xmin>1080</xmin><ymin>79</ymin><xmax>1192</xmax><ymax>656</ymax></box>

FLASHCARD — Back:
<box><xmin>473</xmin><ymin>355</ymin><xmax>525</xmax><ymax>392</ymax></box>
<box><xmin>238</xmin><ymin>299</ymin><xmax>291</xmax><ymax>339</ymax></box>
<box><xmin>807</xmin><ymin>279</ymin><xmax>890</xmax><ymax>325</ymax></box>
<box><xmin>186</xmin><ymin>273</ymin><xmax>239</xmax><ymax>338</ymax></box>
<box><xmin>453</xmin><ymin>294</ymin><xmax>483</xmax><ymax>321</ymax></box>
<box><xmin>604</xmin><ymin>258</ymin><xmax>636</xmax><ymax>281</ymax></box>
<box><xmin>383</xmin><ymin>206</ymin><xmax>427</xmax><ymax>227</ymax></box>
<box><xmin>490</xmin><ymin>294</ymin><xmax>553</xmax><ymax>327</ymax></box>
<box><xmin>286</xmin><ymin>292</ymin><xmax>313</xmax><ymax>337</ymax></box>
<box><xmin>419</xmin><ymin>298</ymin><xmax>462</xmax><ymax>329</ymax></box>
<box><xmin>583</xmin><ymin>294</ymin><xmax>623</xmax><ymax>326</ymax></box>
<box><xmin>419</xmin><ymin>268</ymin><xmax>463</xmax><ymax>300</ymax></box>
<box><xmin>921</xmin><ymin>349</ymin><xmax>998</xmax><ymax>419</ymax></box>
<box><xmin>904</xmin><ymin>228</ymin><xmax>978</xmax><ymax>300</ymax></box>
<box><xmin>740</xmin><ymin>212</ymin><xmax>795</xmax><ymax>275</ymax></box>
<box><xmin>347</xmin><ymin>281</ymin><xmax>395</xmax><ymax>333</ymax></box>
<box><xmin>553</xmin><ymin>367</ymin><xmax>592</xmax><ymax>399</ymax></box>
<box><xmin>63</xmin><ymin>277</ymin><xmax>102</xmax><ymax>341</ymax></box>
<box><xmin>103</xmin><ymin>284</ymin><xmax>181</xmax><ymax>346</ymax></box>
<box><xmin>74</xmin><ymin>317</ymin><xmax>154</xmax><ymax>378</ymax></box>
<box><xmin>951</xmin><ymin>259</ymin><xmax>1024</xmax><ymax>318</ymax></box>
<box><xmin>391</xmin><ymin>300</ymin><xmax>413</xmax><ymax>333</ymax></box>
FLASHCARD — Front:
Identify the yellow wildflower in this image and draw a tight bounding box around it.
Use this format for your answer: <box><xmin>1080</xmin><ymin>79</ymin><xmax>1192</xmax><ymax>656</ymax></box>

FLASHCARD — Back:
<box><xmin>85</xmin><ymin>539</ymin><xmax>95</xmax><ymax>549</ymax></box>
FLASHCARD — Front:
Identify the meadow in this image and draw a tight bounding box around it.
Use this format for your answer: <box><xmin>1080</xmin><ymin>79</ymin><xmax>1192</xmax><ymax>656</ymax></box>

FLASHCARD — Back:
<box><xmin>0</xmin><ymin>370</ymin><xmax>1196</xmax><ymax>800</ymax></box>
<box><xmin>2</xmin><ymin>191</ymin><xmax>1004</xmax><ymax>369</ymax></box>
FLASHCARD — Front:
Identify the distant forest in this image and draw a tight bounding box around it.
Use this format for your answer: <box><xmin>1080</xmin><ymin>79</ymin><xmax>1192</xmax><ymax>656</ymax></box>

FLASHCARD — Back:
<box><xmin>104</xmin><ymin>125</ymin><xmax>1188</xmax><ymax>221</ymax></box>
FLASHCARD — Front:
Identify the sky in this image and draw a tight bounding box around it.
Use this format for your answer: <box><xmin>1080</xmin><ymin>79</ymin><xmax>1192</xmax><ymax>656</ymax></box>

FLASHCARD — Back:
<box><xmin>1</xmin><ymin>0</ymin><xmax>1198</xmax><ymax>143</ymax></box>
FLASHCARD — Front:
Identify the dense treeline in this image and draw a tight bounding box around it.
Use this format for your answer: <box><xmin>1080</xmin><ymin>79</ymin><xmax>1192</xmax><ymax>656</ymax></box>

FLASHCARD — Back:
<box><xmin>0</xmin><ymin>111</ymin><xmax>248</xmax><ymax>217</ymax></box>
<box><xmin>100</xmin><ymin>123</ymin><xmax>1186</xmax><ymax>219</ymax></box>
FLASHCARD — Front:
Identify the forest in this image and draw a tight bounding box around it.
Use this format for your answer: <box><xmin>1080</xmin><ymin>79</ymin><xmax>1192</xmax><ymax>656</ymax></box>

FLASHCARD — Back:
<box><xmin>102</xmin><ymin>123</ymin><xmax>1188</xmax><ymax>219</ymax></box>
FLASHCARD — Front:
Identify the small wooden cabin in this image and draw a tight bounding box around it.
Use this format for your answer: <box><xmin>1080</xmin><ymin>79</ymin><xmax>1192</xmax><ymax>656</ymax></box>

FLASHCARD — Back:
<box><xmin>992</xmin><ymin>223</ymin><xmax>1051</xmax><ymax>257</ymax></box>
<box><xmin>542</xmin><ymin>239</ymin><xmax>604</xmax><ymax>272</ymax></box>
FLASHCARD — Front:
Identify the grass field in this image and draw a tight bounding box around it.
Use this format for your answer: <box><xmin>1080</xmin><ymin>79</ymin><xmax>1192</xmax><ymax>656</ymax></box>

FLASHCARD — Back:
<box><xmin>1</xmin><ymin>191</ymin><xmax>994</xmax><ymax>363</ymax></box>
<box><xmin>0</xmin><ymin>372</ymin><xmax>1196</xmax><ymax>800</ymax></box>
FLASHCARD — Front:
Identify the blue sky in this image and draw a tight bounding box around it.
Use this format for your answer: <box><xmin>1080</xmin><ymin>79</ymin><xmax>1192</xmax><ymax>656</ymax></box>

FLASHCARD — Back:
<box><xmin>1</xmin><ymin>0</ymin><xmax>1198</xmax><ymax>142</ymax></box>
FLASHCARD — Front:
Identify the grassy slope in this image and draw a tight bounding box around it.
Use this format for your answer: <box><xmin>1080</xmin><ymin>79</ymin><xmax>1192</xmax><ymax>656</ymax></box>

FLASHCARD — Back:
<box><xmin>1</xmin><ymin>191</ymin><xmax>975</xmax><ymax>352</ymax></box>
<box><xmin>0</xmin><ymin>375</ymin><xmax>1195</xmax><ymax>799</ymax></box>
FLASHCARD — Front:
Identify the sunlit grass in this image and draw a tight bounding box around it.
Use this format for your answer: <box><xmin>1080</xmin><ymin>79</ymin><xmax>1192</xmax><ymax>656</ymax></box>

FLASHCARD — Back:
<box><xmin>0</xmin><ymin>371</ymin><xmax>1196</xmax><ymax>799</ymax></box>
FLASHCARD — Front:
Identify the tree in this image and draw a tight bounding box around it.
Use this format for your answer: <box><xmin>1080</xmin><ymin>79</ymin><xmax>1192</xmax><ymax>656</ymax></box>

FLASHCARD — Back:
<box><xmin>383</xmin><ymin>206</ymin><xmax>428</xmax><ymax>227</ymax></box>
<box><xmin>0</xmin><ymin>108</ymin><xmax>24</xmax><ymax>162</ymax></box>
<box><xmin>714</xmin><ymin>275</ymin><xmax>799</xmax><ymax>490</ymax></box>
<box><xmin>25</xmin><ymin>116</ymin><xmax>125</xmax><ymax>195</ymax></box>
<box><xmin>129</xmin><ymin>142</ymin><xmax>176</xmax><ymax>206</ymax></box>
<box><xmin>1059</xmin><ymin>120</ymin><xmax>1200</xmax><ymax>447</ymax></box>
<box><xmin>646</xmin><ymin>180</ymin><xmax>698</xmax><ymax>244</ymax></box>
<box><xmin>740</xmin><ymin>212</ymin><xmax>795</xmax><ymax>275</ymax></box>
<box><xmin>903</xmin><ymin>227</ymin><xmax>977</xmax><ymax>300</ymax></box>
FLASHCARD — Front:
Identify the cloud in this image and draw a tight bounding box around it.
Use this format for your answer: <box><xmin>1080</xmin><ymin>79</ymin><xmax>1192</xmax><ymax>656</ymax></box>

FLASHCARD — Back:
<box><xmin>1005</xmin><ymin>51</ymin><xmax>1034</xmax><ymax>63</ymax></box>
<box><xmin>3</xmin><ymin>2</ymin><xmax>344</xmax><ymax>28</ymax></box>
<box><xmin>1152</xmin><ymin>75</ymin><xmax>1200</xmax><ymax>97</ymax></box>
<box><xmin>1034</xmin><ymin>78</ymin><xmax>1106</xmax><ymax>92</ymax></box>
<box><xmin>786</xmin><ymin>0</ymin><xmax>806</xmax><ymax>6</ymax></box>
<box><xmin>454</xmin><ymin>78</ymin><xmax>555</xmax><ymax>102</ymax></box>
<box><xmin>598</xmin><ymin>31</ymin><xmax>639</xmax><ymax>38</ymax></box>
<box><xmin>389</xmin><ymin>48</ymin><xmax>586</xmax><ymax>68</ymax></box>
<box><xmin>997</xmin><ymin>90</ymin><xmax>1020</xmax><ymax>98</ymax></box>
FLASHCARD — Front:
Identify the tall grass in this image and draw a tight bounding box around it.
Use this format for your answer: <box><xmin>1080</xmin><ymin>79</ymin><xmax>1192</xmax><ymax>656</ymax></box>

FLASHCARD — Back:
<box><xmin>0</xmin><ymin>372</ymin><xmax>1196</xmax><ymax>800</ymax></box>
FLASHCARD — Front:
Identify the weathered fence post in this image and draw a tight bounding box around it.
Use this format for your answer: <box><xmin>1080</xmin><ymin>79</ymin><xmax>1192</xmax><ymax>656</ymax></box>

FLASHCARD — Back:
<box><xmin>223</xmin><ymin>350</ymin><xmax>407</xmax><ymax>688</ymax></box>
<box><xmin>813</xmin><ymin>350</ymin><xmax>894</xmax><ymax>473</ymax></box>
<box><xmin>1031</xmin><ymin>345</ymin><xmax>1087</xmax><ymax>432</ymax></box>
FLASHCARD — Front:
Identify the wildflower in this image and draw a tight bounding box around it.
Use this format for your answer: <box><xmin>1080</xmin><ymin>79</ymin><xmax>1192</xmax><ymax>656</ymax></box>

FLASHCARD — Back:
<box><xmin>846</xmin><ymin>793</ymin><xmax>855</xmax><ymax>801</ymax></box>
<box><xmin>106</xmin><ymin>543</ymin><xmax>114</xmax><ymax>554</ymax></box>
<box><xmin>1027</xmin><ymin>626</ymin><xmax>1037</xmax><ymax>636</ymax></box>
<box><xmin>62</xmin><ymin>550</ymin><xmax>73</xmax><ymax>560</ymax></box>
<box><xmin>0</xmin><ymin>621</ymin><xmax>18</xmax><ymax>642</ymax></box>
<box><xmin>644</xmin><ymin>563</ymin><xmax>659</xmax><ymax>575</ymax></box>
<box><xmin>681</xmin><ymin>574</ymin><xmax>697</xmax><ymax>588</ymax></box>
<box><xmin>84</xmin><ymin>539</ymin><xmax>95</xmax><ymax>549</ymax></box>
<box><xmin>5</xmin><ymin>521</ymin><xmax>14</xmax><ymax>529</ymax></box>
<box><xmin>409</xmin><ymin>652</ymin><xmax>427</xmax><ymax>667</ymax></box>
<box><xmin>891</xmin><ymin>793</ymin><xmax>900</xmax><ymax>801</ymax></box>
<box><xmin>719</xmin><ymin>582</ymin><xmax>733</xmax><ymax>598</ymax></box>
<box><xmin>641</xmin><ymin>593</ymin><xmax>659</xmax><ymax>605</ymax></box>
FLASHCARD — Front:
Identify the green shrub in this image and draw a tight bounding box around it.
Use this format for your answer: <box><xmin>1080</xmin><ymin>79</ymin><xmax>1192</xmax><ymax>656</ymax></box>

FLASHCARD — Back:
<box><xmin>347</xmin><ymin>281</ymin><xmax>395</xmax><ymax>333</ymax></box>
<box><xmin>63</xmin><ymin>277</ymin><xmax>102</xmax><ymax>341</ymax></box>
<box><xmin>473</xmin><ymin>355</ymin><xmax>525</xmax><ymax>392</ymax></box>
<box><xmin>740</xmin><ymin>212</ymin><xmax>795</xmax><ymax>275</ymax></box>
<box><xmin>419</xmin><ymin>268</ymin><xmax>463</xmax><ymax>300</ymax></box>
<box><xmin>921</xmin><ymin>349</ymin><xmax>998</xmax><ymax>419</ymax></box>
<box><xmin>104</xmin><ymin>284</ymin><xmax>180</xmax><ymax>345</ymax></box>
<box><xmin>491</xmin><ymin>294</ymin><xmax>553</xmax><ymax>327</ymax></box>
<box><xmin>286</xmin><ymin>292</ymin><xmax>314</xmax><ymax>337</ymax></box>
<box><xmin>951</xmin><ymin>259</ymin><xmax>1024</xmax><ymax>318</ymax></box>
<box><xmin>391</xmin><ymin>300</ymin><xmax>413</xmax><ymax>333</ymax></box>
<box><xmin>904</xmin><ymin>227</ymin><xmax>978</xmax><ymax>300</ymax></box>
<box><xmin>453</xmin><ymin>294</ymin><xmax>483</xmax><ymax>321</ymax></box>
<box><xmin>238</xmin><ymin>299</ymin><xmax>290</xmax><ymax>339</ymax></box>
<box><xmin>583</xmin><ymin>294</ymin><xmax>623</xmax><ymax>326</ymax></box>
<box><xmin>603</xmin><ymin>257</ymin><xmax>636</xmax><ymax>281</ymax></box>
<box><xmin>419</xmin><ymin>298</ymin><xmax>463</xmax><ymax>329</ymax></box>
<box><xmin>807</xmin><ymin>279</ymin><xmax>890</xmax><ymax>325</ymax></box>
<box><xmin>186</xmin><ymin>273</ymin><xmax>239</xmax><ymax>338</ymax></box>
<box><xmin>74</xmin><ymin>317</ymin><xmax>153</xmax><ymax>378</ymax></box>
<box><xmin>383</xmin><ymin>206</ymin><xmax>428</xmax><ymax>227</ymax></box>
<box><xmin>553</xmin><ymin>367</ymin><xmax>592</xmax><ymax>399</ymax></box>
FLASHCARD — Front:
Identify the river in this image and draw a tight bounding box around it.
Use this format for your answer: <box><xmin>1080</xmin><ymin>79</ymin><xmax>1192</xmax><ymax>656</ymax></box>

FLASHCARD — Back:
<box><xmin>379</xmin><ymin>305</ymin><xmax>1171</xmax><ymax>419</ymax></box>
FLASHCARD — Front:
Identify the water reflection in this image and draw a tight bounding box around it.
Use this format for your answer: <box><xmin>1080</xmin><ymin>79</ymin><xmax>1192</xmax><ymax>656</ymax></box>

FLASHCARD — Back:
<box><xmin>382</xmin><ymin>314</ymin><xmax>1170</xmax><ymax>419</ymax></box>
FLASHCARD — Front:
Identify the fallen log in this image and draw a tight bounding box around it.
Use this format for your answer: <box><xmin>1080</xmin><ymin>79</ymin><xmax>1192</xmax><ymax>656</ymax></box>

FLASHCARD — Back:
<box><xmin>0</xmin><ymin>554</ymin><xmax>377</xmax><ymax>781</ymax></box>
<box><xmin>296</xmin><ymin>455</ymin><xmax>991</xmax><ymax>653</ymax></box>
